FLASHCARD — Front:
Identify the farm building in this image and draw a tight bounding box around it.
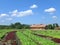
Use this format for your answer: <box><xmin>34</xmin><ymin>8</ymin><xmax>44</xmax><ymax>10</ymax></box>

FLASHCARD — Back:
<box><xmin>30</xmin><ymin>24</ymin><xmax>46</xmax><ymax>30</ymax></box>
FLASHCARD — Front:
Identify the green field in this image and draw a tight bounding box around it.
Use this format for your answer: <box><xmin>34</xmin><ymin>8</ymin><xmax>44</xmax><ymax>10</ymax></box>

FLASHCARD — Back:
<box><xmin>0</xmin><ymin>29</ymin><xmax>60</xmax><ymax>45</ymax></box>
<box><xmin>32</xmin><ymin>30</ymin><xmax>60</xmax><ymax>38</ymax></box>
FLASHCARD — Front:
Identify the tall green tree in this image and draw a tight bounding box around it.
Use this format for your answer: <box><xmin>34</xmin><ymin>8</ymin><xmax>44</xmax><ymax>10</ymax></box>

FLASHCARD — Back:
<box><xmin>14</xmin><ymin>22</ymin><xmax>22</xmax><ymax>29</ymax></box>
<box><xmin>10</xmin><ymin>23</ymin><xmax>15</xmax><ymax>29</ymax></box>
<box><xmin>22</xmin><ymin>24</ymin><xmax>30</xmax><ymax>29</ymax></box>
<box><xmin>53</xmin><ymin>23</ymin><xmax>59</xmax><ymax>29</ymax></box>
<box><xmin>45</xmin><ymin>24</ymin><xmax>54</xmax><ymax>29</ymax></box>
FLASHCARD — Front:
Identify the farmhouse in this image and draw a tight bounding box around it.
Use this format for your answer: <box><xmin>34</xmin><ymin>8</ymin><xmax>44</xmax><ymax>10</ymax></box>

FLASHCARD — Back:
<box><xmin>30</xmin><ymin>24</ymin><xmax>46</xmax><ymax>30</ymax></box>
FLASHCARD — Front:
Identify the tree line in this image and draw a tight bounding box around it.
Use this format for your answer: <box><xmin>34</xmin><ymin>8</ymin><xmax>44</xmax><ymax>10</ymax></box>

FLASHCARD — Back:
<box><xmin>0</xmin><ymin>22</ymin><xmax>30</xmax><ymax>29</ymax></box>
<box><xmin>0</xmin><ymin>22</ymin><xmax>60</xmax><ymax>30</ymax></box>
<box><xmin>45</xmin><ymin>23</ymin><xmax>60</xmax><ymax>30</ymax></box>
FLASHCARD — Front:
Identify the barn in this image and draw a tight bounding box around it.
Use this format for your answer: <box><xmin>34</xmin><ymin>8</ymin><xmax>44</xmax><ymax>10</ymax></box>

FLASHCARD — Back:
<box><xmin>30</xmin><ymin>24</ymin><xmax>46</xmax><ymax>30</ymax></box>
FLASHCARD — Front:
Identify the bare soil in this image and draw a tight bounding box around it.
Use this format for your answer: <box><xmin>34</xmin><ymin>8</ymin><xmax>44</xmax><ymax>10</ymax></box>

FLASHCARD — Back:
<box><xmin>33</xmin><ymin>33</ymin><xmax>60</xmax><ymax>43</ymax></box>
<box><xmin>0</xmin><ymin>31</ymin><xmax>21</xmax><ymax>45</ymax></box>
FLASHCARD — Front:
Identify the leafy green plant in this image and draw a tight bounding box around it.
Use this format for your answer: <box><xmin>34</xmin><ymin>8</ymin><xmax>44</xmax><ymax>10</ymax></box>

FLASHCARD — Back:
<box><xmin>21</xmin><ymin>30</ymin><xmax>58</xmax><ymax>45</ymax></box>
<box><xmin>16</xmin><ymin>31</ymin><xmax>37</xmax><ymax>45</ymax></box>
<box><xmin>32</xmin><ymin>30</ymin><xmax>60</xmax><ymax>38</ymax></box>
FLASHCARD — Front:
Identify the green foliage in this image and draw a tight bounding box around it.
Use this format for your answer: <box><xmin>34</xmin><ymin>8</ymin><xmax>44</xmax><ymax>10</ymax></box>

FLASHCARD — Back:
<box><xmin>16</xmin><ymin>30</ymin><xmax>58</xmax><ymax>45</ymax></box>
<box><xmin>0</xmin><ymin>29</ymin><xmax>59</xmax><ymax>45</ymax></box>
<box><xmin>16</xmin><ymin>31</ymin><xmax>37</xmax><ymax>45</ymax></box>
<box><xmin>45</xmin><ymin>24</ymin><xmax>53</xmax><ymax>29</ymax></box>
<box><xmin>22</xmin><ymin>24</ymin><xmax>30</xmax><ymax>29</ymax></box>
<box><xmin>32</xmin><ymin>30</ymin><xmax>60</xmax><ymax>38</ymax></box>
<box><xmin>0</xmin><ymin>22</ymin><xmax>30</xmax><ymax>29</ymax></box>
<box><xmin>53</xmin><ymin>23</ymin><xmax>59</xmax><ymax>29</ymax></box>
<box><xmin>45</xmin><ymin>23</ymin><xmax>59</xmax><ymax>29</ymax></box>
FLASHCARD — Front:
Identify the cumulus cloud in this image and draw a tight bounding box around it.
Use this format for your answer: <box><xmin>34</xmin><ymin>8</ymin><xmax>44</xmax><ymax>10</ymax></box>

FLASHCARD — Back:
<box><xmin>30</xmin><ymin>4</ymin><xmax>38</xmax><ymax>9</ymax></box>
<box><xmin>0</xmin><ymin>9</ymin><xmax>34</xmax><ymax>23</ymax></box>
<box><xmin>52</xmin><ymin>16</ymin><xmax>57</xmax><ymax>19</ymax></box>
<box><xmin>11</xmin><ymin>9</ymin><xmax>33</xmax><ymax>17</ymax></box>
<box><xmin>0</xmin><ymin>14</ymin><xmax>8</xmax><ymax>17</ymax></box>
<box><xmin>9</xmin><ymin>10</ymin><xmax>18</xmax><ymax>16</ymax></box>
<box><xmin>18</xmin><ymin>10</ymin><xmax>33</xmax><ymax>17</ymax></box>
<box><xmin>44</xmin><ymin>7</ymin><xmax>56</xmax><ymax>13</ymax></box>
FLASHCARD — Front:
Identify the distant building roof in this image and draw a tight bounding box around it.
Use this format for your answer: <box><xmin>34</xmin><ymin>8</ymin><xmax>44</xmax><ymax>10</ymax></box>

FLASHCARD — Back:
<box><xmin>30</xmin><ymin>24</ymin><xmax>46</xmax><ymax>28</ymax></box>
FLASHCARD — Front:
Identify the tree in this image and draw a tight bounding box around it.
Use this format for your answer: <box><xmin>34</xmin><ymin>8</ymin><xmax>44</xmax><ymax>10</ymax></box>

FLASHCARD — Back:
<box><xmin>55</xmin><ymin>23</ymin><xmax>59</xmax><ymax>27</ymax></box>
<box><xmin>14</xmin><ymin>22</ymin><xmax>22</xmax><ymax>29</ymax></box>
<box><xmin>45</xmin><ymin>23</ymin><xmax>59</xmax><ymax>30</ymax></box>
<box><xmin>0</xmin><ymin>22</ymin><xmax>30</xmax><ymax>29</ymax></box>
<box><xmin>45</xmin><ymin>25</ymin><xmax>48</xmax><ymax>29</ymax></box>
<box><xmin>48</xmin><ymin>24</ymin><xmax>53</xmax><ymax>29</ymax></box>
<box><xmin>10</xmin><ymin>23</ymin><xmax>15</xmax><ymax>29</ymax></box>
<box><xmin>22</xmin><ymin>24</ymin><xmax>30</xmax><ymax>29</ymax></box>
<box><xmin>45</xmin><ymin>24</ymin><xmax>53</xmax><ymax>29</ymax></box>
<box><xmin>53</xmin><ymin>23</ymin><xmax>59</xmax><ymax>29</ymax></box>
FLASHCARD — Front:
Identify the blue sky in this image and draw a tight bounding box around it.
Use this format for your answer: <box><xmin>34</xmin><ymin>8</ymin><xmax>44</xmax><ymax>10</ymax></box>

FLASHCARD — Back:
<box><xmin>0</xmin><ymin>0</ymin><xmax>60</xmax><ymax>25</ymax></box>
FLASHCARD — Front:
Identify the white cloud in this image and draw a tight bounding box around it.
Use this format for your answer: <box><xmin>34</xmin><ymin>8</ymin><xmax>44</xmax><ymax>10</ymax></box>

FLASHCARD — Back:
<box><xmin>11</xmin><ymin>9</ymin><xmax>33</xmax><ymax>17</ymax></box>
<box><xmin>52</xmin><ymin>16</ymin><xmax>57</xmax><ymax>19</ymax></box>
<box><xmin>18</xmin><ymin>10</ymin><xmax>33</xmax><ymax>17</ymax></box>
<box><xmin>0</xmin><ymin>14</ymin><xmax>8</xmax><ymax>17</ymax></box>
<box><xmin>9</xmin><ymin>10</ymin><xmax>18</xmax><ymax>16</ymax></box>
<box><xmin>30</xmin><ymin>4</ymin><xmax>38</xmax><ymax>9</ymax></box>
<box><xmin>44</xmin><ymin>7</ymin><xmax>56</xmax><ymax>13</ymax></box>
<box><xmin>0</xmin><ymin>9</ymin><xmax>33</xmax><ymax>20</ymax></box>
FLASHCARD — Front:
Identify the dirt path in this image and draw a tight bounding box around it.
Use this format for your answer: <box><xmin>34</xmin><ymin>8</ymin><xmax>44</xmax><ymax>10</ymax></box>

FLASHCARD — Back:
<box><xmin>0</xmin><ymin>31</ymin><xmax>21</xmax><ymax>45</ymax></box>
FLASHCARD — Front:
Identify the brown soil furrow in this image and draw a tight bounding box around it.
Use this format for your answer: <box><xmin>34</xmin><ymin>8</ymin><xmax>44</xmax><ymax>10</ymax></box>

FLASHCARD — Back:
<box><xmin>5</xmin><ymin>31</ymin><xmax>16</xmax><ymax>41</ymax></box>
<box><xmin>0</xmin><ymin>31</ymin><xmax>21</xmax><ymax>45</ymax></box>
<box><xmin>33</xmin><ymin>33</ymin><xmax>60</xmax><ymax>43</ymax></box>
